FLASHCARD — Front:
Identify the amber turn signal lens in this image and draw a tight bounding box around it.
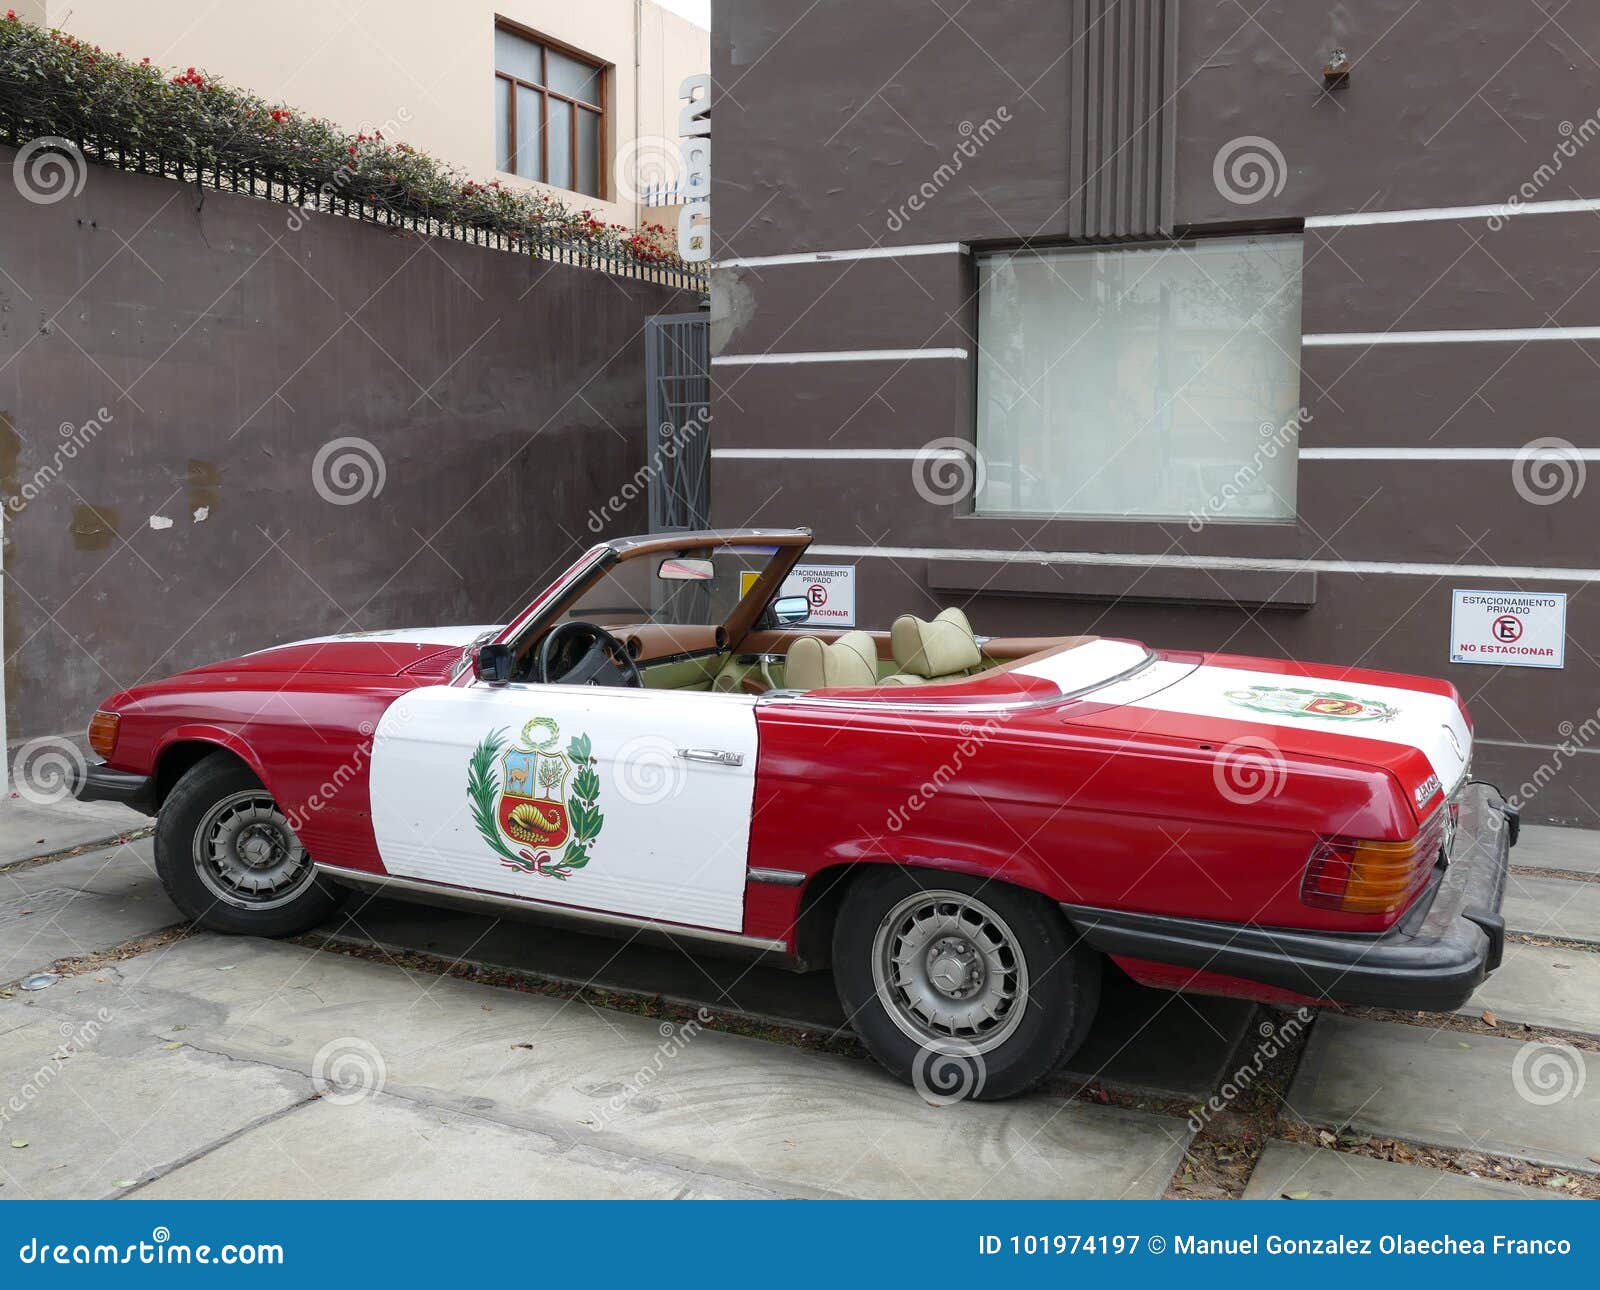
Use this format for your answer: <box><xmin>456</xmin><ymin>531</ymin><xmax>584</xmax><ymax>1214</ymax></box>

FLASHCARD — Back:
<box><xmin>1302</xmin><ymin>810</ymin><xmax>1447</xmax><ymax>916</ymax></box>
<box><xmin>87</xmin><ymin>710</ymin><xmax>120</xmax><ymax>759</ymax></box>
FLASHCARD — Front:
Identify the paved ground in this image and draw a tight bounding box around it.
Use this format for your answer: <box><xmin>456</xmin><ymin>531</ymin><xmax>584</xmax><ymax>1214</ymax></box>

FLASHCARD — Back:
<box><xmin>0</xmin><ymin>797</ymin><xmax>1595</xmax><ymax>1199</ymax></box>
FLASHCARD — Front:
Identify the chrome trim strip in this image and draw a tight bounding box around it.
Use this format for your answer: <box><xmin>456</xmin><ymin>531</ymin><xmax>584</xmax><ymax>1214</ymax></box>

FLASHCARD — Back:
<box><xmin>747</xmin><ymin>867</ymin><xmax>806</xmax><ymax>887</ymax></box>
<box><xmin>315</xmin><ymin>865</ymin><xmax>790</xmax><ymax>955</ymax></box>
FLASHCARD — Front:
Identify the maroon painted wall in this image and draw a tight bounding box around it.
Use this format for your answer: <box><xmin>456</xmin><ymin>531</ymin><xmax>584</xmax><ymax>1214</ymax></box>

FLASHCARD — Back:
<box><xmin>710</xmin><ymin>0</ymin><xmax>1600</xmax><ymax>826</ymax></box>
<box><xmin>0</xmin><ymin>148</ymin><xmax>696</xmax><ymax>742</ymax></box>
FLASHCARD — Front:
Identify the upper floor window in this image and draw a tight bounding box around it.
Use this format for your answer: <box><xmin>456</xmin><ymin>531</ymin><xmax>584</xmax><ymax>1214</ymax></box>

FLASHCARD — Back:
<box><xmin>495</xmin><ymin>23</ymin><xmax>605</xmax><ymax>199</ymax></box>
<box><xmin>974</xmin><ymin>234</ymin><xmax>1304</xmax><ymax>523</ymax></box>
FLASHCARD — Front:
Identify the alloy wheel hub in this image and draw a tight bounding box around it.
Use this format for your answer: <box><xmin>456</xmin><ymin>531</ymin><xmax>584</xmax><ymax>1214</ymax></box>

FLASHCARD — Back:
<box><xmin>192</xmin><ymin>790</ymin><xmax>315</xmax><ymax>911</ymax></box>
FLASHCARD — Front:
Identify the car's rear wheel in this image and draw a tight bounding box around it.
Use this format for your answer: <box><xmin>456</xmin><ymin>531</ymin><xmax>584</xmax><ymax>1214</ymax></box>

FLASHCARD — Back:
<box><xmin>832</xmin><ymin>866</ymin><xmax>1100</xmax><ymax>1101</ymax></box>
<box><xmin>155</xmin><ymin>752</ymin><xmax>348</xmax><ymax>936</ymax></box>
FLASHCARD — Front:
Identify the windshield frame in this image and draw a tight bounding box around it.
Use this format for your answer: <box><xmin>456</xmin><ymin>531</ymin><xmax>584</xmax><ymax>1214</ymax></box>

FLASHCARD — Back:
<box><xmin>491</xmin><ymin>528</ymin><xmax>812</xmax><ymax>671</ymax></box>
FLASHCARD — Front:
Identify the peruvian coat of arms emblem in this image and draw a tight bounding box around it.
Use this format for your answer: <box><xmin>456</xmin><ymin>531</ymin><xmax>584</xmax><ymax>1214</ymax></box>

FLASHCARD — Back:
<box><xmin>467</xmin><ymin>717</ymin><xmax>604</xmax><ymax>879</ymax></box>
<box><xmin>1224</xmin><ymin>684</ymin><xmax>1399</xmax><ymax>723</ymax></box>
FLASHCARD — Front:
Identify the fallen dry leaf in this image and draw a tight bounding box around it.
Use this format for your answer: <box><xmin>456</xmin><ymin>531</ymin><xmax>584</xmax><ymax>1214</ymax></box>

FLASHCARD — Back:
<box><xmin>1481</xmin><ymin>1009</ymin><xmax>1498</xmax><ymax>1026</ymax></box>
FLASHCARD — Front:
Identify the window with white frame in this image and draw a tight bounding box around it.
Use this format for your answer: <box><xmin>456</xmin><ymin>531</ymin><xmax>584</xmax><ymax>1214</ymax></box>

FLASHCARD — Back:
<box><xmin>974</xmin><ymin>234</ymin><xmax>1304</xmax><ymax>522</ymax></box>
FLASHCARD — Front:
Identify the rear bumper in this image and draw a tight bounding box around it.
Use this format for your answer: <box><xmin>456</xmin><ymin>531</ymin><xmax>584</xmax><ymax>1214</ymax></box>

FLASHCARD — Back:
<box><xmin>1062</xmin><ymin>781</ymin><xmax>1516</xmax><ymax>1013</ymax></box>
<box><xmin>75</xmin><ymin>763</ymin><xmax>157</xmax><ymax>815</ymax></box>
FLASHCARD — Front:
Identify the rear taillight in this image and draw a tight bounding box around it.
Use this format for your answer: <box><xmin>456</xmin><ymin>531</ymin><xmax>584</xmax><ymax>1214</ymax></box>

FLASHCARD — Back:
<box><xmin>1301</xmin><ymin>809</ymin><xmax>1447</xmax><ymax>915</ymax></box>
<box><xmin>87</xmin><ymin>710</ymin><xmax>119</xmax><ymax>758</ymax></box>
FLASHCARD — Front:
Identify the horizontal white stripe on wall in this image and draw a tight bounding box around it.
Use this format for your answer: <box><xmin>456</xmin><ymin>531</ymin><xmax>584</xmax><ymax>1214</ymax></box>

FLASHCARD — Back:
<box><xmin>1301</xmin><ymin>447</ymin><xmax>1600</xmax><ymax>460</ymax></box>
<box><xmin>1307</xmin><ymin>197</ymin><xmax>1600</xmax><ymax>228</ymax></box>
<box><xmin>1304</xmin><ymin>326</ymin><xmax>1600</xmax><ymax>346</ymax></box>
<box><xmin>712</xmin><ymin>348</ymin><xmax>968</xmax><ymax>366</ymax></box>
<box><xmin>1478</xmin><ymin>737</ymin><xmax>1600</xmax><ymax>758</ymax></box>
<box><xmin>717</xmin><ymin>242</ymin><xmax>967</xmax><ymax>268</ymax></box>
<box><xmin>716</xmin><ymin>447</ymin><xmax>1594</xmax><ymax>462</ymax></box>
<box><xmin>713</xmin><ymin>448</ymin><xmax>966</xmax><ymax>460</ymax></box>
<box><xmin>808</xmin><ymin>544</ymin><xmax>1600</xmax><ymax>585</ymax></box>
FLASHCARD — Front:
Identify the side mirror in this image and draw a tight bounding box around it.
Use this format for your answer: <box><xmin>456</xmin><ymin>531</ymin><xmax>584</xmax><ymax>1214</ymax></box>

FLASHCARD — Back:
<box><xmin>772</xmin><ymin>594</ymin><xmax>810</xmax><ymax>626</ymax></box>
<box><xmin>472</xmin><ymin>642</ymin><xmax>514</xmax><ymax>686</ymax></box>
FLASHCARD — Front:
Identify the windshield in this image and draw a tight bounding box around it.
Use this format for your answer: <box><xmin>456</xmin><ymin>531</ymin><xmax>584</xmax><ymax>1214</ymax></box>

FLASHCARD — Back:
<box><xmin>561</xmin><ymin>544</ymin><xmax>785</xmax><ymax>629</ymax></box>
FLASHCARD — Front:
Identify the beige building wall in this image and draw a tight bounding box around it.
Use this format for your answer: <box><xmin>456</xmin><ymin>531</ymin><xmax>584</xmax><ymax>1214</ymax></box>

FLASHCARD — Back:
<box><xmin>40</xmin><ymin>0</ymin><xmax>707</xmax><ymax>231</ymax></box>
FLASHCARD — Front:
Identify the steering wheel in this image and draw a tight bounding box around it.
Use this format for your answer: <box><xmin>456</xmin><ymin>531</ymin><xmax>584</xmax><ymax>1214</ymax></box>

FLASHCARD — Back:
<box><xmin>536</xmin><ymin>620</ymin><xmax>644</xmax><ymax>688</ymax></box>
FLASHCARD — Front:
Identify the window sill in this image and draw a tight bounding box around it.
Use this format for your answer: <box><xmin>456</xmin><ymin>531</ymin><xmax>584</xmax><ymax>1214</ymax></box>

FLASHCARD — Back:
<box><xmin>926</xmin><ymin>557</ymin><xmax>1316</xmax><ymax>608</ymax></box>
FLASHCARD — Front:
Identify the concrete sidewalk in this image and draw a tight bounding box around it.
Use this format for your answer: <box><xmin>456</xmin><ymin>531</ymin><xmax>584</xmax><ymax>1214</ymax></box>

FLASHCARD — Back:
<box><xmin>1</xmin><ymin>797</ymin><xmax>1595</xmax><ymax>1199</ymax></box>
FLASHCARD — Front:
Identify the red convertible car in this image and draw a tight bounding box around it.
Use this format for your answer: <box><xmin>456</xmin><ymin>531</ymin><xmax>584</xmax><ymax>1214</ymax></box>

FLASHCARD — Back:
<box><xmin>77</xmin><ymin>528</ymin><xmax>1514</xmax><ymax>1099</ymax></box>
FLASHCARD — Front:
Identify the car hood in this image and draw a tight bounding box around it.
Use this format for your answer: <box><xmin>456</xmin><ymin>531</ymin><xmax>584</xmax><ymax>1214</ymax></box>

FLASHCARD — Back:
<box><xmin>184</xmin><ymin>626</ymin><xmax>502</xmax><ymax>679</ymax></box>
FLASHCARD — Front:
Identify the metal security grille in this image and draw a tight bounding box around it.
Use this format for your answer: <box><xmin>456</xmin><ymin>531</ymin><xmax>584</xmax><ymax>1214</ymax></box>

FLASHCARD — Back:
<box><xmin>645</xmin><ymin>313</ymin><xmax>711</xmax><ymax>531</ymax></box>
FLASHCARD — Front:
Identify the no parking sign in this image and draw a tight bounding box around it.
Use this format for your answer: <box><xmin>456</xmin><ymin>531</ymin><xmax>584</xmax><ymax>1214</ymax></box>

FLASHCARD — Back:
<box><xmin>1450</xmin><ymin>590</ymin><xmax>1566</xmax><ymax>668</ymax></box>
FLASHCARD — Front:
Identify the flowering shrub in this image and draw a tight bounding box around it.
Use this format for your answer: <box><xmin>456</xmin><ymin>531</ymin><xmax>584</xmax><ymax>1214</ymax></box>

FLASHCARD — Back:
<box><xmin>0</xmin><ymin>14</ymin><xmax>684</xmax><ymax>269</ymax></box>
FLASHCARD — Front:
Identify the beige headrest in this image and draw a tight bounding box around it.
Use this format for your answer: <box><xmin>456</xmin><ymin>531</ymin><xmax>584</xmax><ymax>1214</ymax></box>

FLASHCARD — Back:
<box><xmin>891</xmin><ymin>608</ymin><xmax>982</xmax><ymax>679</ymax></box>
<box><xmin>784</xmin><ymin>630</ymin><xmax>879</xmax><ymax>690</ymax></box>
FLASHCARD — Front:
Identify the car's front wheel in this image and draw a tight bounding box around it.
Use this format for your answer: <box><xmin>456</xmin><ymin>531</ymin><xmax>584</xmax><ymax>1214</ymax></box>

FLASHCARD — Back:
<box><xmin>832</xmin><ymin>866</ymin><xmax>1100</xmax><ymax>1101</ymax></box>
<box><xmin>155</xmin><ymin>752</ymin><xmax>348</xmax><ymax>936</ymax></box>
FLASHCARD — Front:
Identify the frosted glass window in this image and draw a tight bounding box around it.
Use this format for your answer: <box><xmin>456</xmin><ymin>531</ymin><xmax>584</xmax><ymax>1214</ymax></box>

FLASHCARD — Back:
<box><xmin>494</xmin><ymin>76</ymin><xmax>511</xmax><ymax>172</ymax></box>
<box><xmin>494</xmin><ymin>24</ymin><xmax>605</xmax><ymax>197</ymax></box>
<box><xmin>974</xmin><ymin>235</ymin><xmax>1304</xmax><ymax>522</ymax></box>
<box><xmin>494</xmin><ymin>27</ymin><xmax>541</xmax><ymax>83</ymax></box>
<box><xmin>514</xmin><ymin>85</ymin><xmax>542</xmax><ymax>181</ymax></box>
<box><xmin>547</xmin><ymin>97</ymin><xmax>573</xmax><ymax>191</ymax></box>
<box><xmin>547</xmin><ymin>47</ymin><xmax>602</xmax><ymax>105</ymax></box>
<box><xmin>576</xmin><ymin>109</ymin><xmax>601</xmax><ymax>198</ymax></box>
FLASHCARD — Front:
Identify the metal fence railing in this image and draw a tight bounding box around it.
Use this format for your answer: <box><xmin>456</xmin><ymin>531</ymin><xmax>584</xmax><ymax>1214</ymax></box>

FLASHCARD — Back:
<box><xmin>0</xmin><ymin>116</ymin><xmax>707</xmax><ymax>293</ymax></box>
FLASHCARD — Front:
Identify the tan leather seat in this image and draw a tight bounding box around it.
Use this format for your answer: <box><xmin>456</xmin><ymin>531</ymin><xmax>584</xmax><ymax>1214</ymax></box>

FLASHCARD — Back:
<box><xmin>884</xmin><ymin>608</ymin><xmax>982</xmax><ymax>686</ymax></box>
<box><xmin>784</xmin><ymin>630</ymin><xmax>880</xmax><ymax>690</ymax></box>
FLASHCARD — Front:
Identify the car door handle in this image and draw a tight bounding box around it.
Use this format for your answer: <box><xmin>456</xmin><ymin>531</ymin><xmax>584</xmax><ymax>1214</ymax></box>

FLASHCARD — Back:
<box><xmin>677</xmin><ymin>747</ymin><xmax>744</xmax><ymax>767</ymax></box>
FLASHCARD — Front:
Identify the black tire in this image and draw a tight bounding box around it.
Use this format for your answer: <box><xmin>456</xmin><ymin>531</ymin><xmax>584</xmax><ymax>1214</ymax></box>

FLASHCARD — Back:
<box><xmin>832</xmin><ymin>866</ymin><xmax>1100</xmax><ymax>1101</ymax></box>
<box><xmin>154</xmin><ymin>752</ymin><xmax>348</xmax><ymax>937</ymax></box>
